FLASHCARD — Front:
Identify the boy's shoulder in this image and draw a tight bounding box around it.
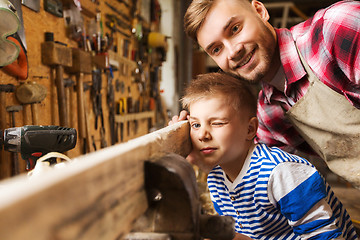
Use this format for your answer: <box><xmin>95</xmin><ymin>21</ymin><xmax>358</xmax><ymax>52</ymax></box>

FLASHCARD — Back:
<box><xmin>252</xmin><ymin>143</ymin><xmax>313</xmax><ymax>167</ymax></box>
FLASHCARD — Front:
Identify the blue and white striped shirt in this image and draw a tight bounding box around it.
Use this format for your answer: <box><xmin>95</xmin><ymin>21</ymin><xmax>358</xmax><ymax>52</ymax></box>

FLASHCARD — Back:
<box><xmin>208</xmin><ymin>144</ymin><xmax>358</xmax><ymax>239</ymax></box>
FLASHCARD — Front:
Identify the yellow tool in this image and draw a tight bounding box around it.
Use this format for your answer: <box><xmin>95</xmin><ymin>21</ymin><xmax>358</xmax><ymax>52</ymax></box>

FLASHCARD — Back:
<box><xmin>117</xmin><ymin>97</ymin><xmax>127</xmax><ymax>115</ymax></box>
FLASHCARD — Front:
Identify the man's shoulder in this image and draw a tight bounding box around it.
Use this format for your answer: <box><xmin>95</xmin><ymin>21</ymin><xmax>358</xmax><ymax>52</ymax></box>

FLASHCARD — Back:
<box><xmin>321</xmin><ymin>0</ymin><xmax>360</xmax><ymax>22</ymax></box>
<box><xmin>290</xmin><ymin>0</ymin><xmax>360</xmax><ymax>37</ymax></box>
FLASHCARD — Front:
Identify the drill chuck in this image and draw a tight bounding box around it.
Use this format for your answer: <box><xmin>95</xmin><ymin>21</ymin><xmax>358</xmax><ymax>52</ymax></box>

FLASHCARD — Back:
<box><xmin>3</xmin><ymin>127</ymin><xmax>21</xmax><ymax>153</ymax></box>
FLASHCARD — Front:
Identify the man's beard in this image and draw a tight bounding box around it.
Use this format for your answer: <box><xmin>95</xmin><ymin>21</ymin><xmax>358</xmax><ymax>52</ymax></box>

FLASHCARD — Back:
<box><xmin>226</xmin><ymin>65</ymin><xmax>266</xmax><ymax>85</ymax></box>
<box><xmin>226</xmin><ymin>49</ymin><xmax>273</xmax><ymax>85</ymax></box>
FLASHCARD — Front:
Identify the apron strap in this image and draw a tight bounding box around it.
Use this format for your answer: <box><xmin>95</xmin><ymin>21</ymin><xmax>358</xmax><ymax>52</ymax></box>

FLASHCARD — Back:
<box><xmin>294</xmin><ymin>45</ymin><xmax>318</xmax><ymax>85</ymax></box>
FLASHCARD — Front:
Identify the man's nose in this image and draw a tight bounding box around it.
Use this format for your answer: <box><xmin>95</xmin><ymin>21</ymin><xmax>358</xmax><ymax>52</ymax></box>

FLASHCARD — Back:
<box><xmin>226</xmin><ymin>41</ymin><xmax>243</xmax><ymax>60</ymax></box>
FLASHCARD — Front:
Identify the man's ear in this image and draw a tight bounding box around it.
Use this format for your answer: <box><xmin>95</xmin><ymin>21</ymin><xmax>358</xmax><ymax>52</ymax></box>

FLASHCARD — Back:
<box><xmin>247</xmin><ymin>117</ymin><xmax>258</xmax><ymax>140</ymax></box>
<box><xmin>251</xmin><ymin>0</ymin><xmax>270</xmax><ymax>22</ymax></box>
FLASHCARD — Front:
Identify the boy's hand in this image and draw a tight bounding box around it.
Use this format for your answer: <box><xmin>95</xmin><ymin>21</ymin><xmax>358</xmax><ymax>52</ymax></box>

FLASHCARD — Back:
<box><xmin>169</xmin><ymin>110</ymin><xmax>214</xmax><ymax>172</ymax></box>
<box><xmin>168</xmin><ymin>110</ymin><xmax>188</xmax><ymax>125</ymax></box>
<box><xmin>186</xmin><ymin>149</ymin><xmax>213</xmax><ymax>173</ymax></box>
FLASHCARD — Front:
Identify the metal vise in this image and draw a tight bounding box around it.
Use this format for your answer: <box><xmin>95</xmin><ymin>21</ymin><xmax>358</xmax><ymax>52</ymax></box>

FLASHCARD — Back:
<box><xmin>126</xmin><ymin>153</ymin><xmax>235</xmax><ymax>240</ymax></box>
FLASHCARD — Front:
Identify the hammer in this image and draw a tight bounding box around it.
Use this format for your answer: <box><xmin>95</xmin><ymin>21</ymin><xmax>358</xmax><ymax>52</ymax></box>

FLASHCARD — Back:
<box><xmin>0</xmin><ymin>84</ymin><xmax>15</xmax><ymax>178</ymax></box>
<box><xmin>64</xmin><ymin>78</ymin><xmax>75</xmax><ymax>128</ymax></box>
<box><xmin>6</xmin><ymin>105</ymin><xmax>23</xmax><ymax>175</ymax></box>
<box><xmin>0</xmin><ymin>84</ymin><xmax>15</xmax><ymax>130</ymax></box>
<box><xmin>41</xmin><ymin>32</ymin><xmax>72</xmax><ymax>127</ymax></box>
<box><xmin>66</xmin><ymin>48</ymin><xmax>92</xmax><ymax>153</ymax></box>
<box><xmin>15</xmin><ymin>81</ymin><xmax>47</xmax><ymax>125</ymax></box>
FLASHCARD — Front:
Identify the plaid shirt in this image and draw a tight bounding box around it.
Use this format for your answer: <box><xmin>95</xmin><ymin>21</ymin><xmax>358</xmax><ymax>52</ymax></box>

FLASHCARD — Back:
<box><xmin>256</xmin><ymin>0</ymin><xmax>360</xmax><ymax>154</ymax></box>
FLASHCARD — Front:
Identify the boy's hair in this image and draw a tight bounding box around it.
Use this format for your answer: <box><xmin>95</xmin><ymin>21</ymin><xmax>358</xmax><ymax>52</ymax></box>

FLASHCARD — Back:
<box><xmin>184</xmin><ymin>0</ymin><xmax>251</xmax><ymax>42</ymax></box>
<box><xmin>181</xmin><ymin>72</ymin><xmax>258</xmax><ymax>117</ymax></box>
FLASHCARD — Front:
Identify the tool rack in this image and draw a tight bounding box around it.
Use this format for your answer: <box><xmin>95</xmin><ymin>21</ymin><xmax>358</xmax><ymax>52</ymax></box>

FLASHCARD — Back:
<box><xmin>0</xmin><ymin>0</ymin><xmax>168</xmax><ymax>179</ymax></box>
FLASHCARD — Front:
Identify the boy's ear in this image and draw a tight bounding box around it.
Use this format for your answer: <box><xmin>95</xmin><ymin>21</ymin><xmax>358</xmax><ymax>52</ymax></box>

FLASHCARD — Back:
<box><xmin>251</xmin><ymin>0</ymin><xmax>270</xmax><ymax>22</ymax></box>
<box><xmin>247</xmin><ymin>117</ymin><xmax>258</xmax><ymax>140</ymax></box>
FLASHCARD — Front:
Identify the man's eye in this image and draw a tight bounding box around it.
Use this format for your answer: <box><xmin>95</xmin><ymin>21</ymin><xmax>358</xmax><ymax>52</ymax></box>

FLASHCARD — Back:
<box><xmin>231</xmin><ymin>24</ymin><xmax>240</xmax><ymax>35</ymax></box>
<box><xmin>191</xmin><ymin>123</ymin><xmax>201</xmax><ymax>129</ymax></box>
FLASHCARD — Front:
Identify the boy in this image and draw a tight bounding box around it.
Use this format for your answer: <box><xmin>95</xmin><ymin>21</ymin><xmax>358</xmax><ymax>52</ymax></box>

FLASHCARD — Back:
<box><xmin>181</xmin><ymin>72</ymin><xmax>358</xmax><ymax>240</ymax></box>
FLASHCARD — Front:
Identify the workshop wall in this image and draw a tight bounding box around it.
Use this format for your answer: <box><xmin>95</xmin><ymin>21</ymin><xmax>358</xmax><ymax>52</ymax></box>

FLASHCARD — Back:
<box><xmin>0</xmin><ymin>0</ymin><xmax>168</xmax><ymax>179</ymax></box>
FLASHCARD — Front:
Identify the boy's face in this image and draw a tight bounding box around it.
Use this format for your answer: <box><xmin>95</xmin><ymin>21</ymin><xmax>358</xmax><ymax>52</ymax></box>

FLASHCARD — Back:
<box><xmin>188</xmin><ymin>96</ymin><xmax>256</xmax><ymax>171</ymax></box>
<box><xmin>197</xmin><ymin>0</ymin><xmax>278</xmax><ymax>84</ymax></box>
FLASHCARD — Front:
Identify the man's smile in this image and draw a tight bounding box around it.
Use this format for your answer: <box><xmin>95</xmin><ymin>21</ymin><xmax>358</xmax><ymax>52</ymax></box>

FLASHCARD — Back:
<box><xmin>234</xmin><ymin>49</ymin><xmax>255</xmax><ymax>69</ymax></box>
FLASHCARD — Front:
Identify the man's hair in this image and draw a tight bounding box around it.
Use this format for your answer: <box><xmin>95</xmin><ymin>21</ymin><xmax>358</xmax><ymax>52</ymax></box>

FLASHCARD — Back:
<box><xmin>184</xmin><ymin>0</ymin><xmax>251</xmax><ymax>42</ymax></box>
<box><xmin>181</xmin><ymin>72</ymin><xmax>258</xmax><ymax>117</ymax></box>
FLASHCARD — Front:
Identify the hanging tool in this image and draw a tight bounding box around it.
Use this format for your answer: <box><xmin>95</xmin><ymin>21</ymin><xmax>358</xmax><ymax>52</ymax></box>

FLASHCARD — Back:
<box><xmin>0</xmin><ymin>0</ymin><xmax>28</xmax><ymax>79</ymax></box>
<box><xmin>0</xmin><ymin>84</ymin><xmax>15</xmax><ymax>178</ymax></box>
<box><xmin>0</xmin><ymin>84</ymin><xmax>15</xmax><ymax>129</ymax></box>
<box><xmin>106</xmin><ymin>67</ymin><xmax>116</xmax><ymax>145</ymax></box>
<box><xmin>117</xmin><ymin>0</ymin><xmax>130</xmax><ymax>9</ymax></box>
<box><xmin>105</xmin><ymin>20</ymin><xmax>130</xmax><ymax>39</ymax></box>
<box><xmin>22</xmin><ymin>0</ymin><xmax>41</xmax><ymax>12</ymax></box>
<box><xmin>15</xmin><ymin>81</ymin><xmax>47</xmax><ymax>125</ymax></box>
<box><xmin>9</xmin><ymin>0</ymin><xmax>26</xmax><ymax>50</ymax></box>
<box><xmin>91</xmin><ymin>68</ymin><xmax>104</xmax><ymax>130</ymax></box>
<box><xmin>5</xmin><ymin>105</ymin><xmax>22</xmax><ymax>175</ymax></box>
<box><xmin>1</xmin><ymin>125</ymin><xmax>77</xmax><ymax>170</ymax></box>
<box><xmin>105</xmin><ymin>2</ymin><xmax>130</xmax><ymax>24</ymax></box>
<box><xmin>91</xmin><ymin>68</ymin><xmax>108</xmax><ymax>148</ymax></box>
<box><xmin>83</xmin><ymin>82</ymin><xmax>93</xmax><ymax>153</ymax></box>
<box><xmin>2</xmin><ymin>35</ymin><xmax>28</xmax><ymax>79</ymax></box>
<box><xmin>105</xmin><ymin>13</ymin><xmax>132</xmax><ymax>31</ymax></box>
<box><xmin>63</xmin><ymin>78</ymin><xmax>75</xmax><ymax>127</ymax></box>
<box><xmin>116</xmin><ymin>97</ymin><xmax>127</xmax><ymax>142</ymax></box>
<box><xmin>44</xmin><ymin>0</ymin><xmax>63</xmax><ymax>17</ymax></box>
<box><xmin>41</xmin><ymin>32</ymin><xmax>72</xmax><ymax>127</ymax></box>
<box><xmin>0</xmin><ymin>0</ymin><xmax>20</xmax><ymax>67</ymax></box>
<box><xmin>100</xmin><ymin>127</ymin><xmax>107</xmax><ymax>149</ymax></box>
<box><xmin>66</xmin><ymin>48</ymin><xmax>92</xmax><ymax>154</ymax></box>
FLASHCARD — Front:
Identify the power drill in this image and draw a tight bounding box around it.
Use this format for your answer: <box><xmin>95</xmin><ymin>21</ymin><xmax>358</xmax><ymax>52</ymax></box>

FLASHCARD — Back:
<box><xmin>0</xmin><ymin>125</ymin><xmax>77</xmax><ymax>170</ymax></box>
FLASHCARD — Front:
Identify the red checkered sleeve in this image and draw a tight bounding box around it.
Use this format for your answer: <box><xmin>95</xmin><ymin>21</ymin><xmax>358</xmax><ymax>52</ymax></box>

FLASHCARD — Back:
<box><xmin>255</xmin><ymin>0</ymin><xmax>360</xmax><ymax>153</ymax></box>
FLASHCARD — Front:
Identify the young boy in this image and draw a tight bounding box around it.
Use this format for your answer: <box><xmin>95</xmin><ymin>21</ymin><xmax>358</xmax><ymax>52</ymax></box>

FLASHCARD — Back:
<box><xmin>181</xmin><ymin>72</ymin><xmax>358</xmax><ymax>240</ymax></box>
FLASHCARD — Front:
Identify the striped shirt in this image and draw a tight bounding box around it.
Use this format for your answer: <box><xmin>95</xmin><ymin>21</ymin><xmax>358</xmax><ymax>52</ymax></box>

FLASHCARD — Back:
<box><xmin>256</xmin><ymin>0</ymin><xmax>360</xmax><ymax>154</ymax></box>
<box><xmin>207</xmin><ymin>144</ymin><xmax>358</xmax><ymax>239</ymax></box>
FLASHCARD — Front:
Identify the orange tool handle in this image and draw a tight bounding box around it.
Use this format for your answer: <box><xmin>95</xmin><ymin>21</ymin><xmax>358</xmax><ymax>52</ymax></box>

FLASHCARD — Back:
<box><xmin>2</xmin><ymin>36</ymin><xmax>28</xmax><ymax>80</ymax></box>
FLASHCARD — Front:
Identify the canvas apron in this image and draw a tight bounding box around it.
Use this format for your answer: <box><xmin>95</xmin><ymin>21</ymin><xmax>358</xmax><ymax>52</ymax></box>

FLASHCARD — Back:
<box><xmin>285</xmin><ymin>47</ymin><xmax>360</xmax><ymax>187</ymax></box>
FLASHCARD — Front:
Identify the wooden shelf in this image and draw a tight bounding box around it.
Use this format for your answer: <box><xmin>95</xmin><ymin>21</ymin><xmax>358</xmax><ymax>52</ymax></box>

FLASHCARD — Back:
<box><xmin>115</xmin><ymin>111</ymin><xmax>155</xmax><ymax>123</ymax></box>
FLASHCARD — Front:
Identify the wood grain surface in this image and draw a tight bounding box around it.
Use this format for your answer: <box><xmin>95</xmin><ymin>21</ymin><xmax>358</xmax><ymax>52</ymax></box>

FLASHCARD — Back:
<box><xmin>0</xmin><ymin>121</ymin><xmax>190</xmax><ymax>240</ymax></box>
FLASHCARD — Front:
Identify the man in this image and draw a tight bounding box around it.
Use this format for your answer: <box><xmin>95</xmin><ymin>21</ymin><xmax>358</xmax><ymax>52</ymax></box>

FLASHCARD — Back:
<box><xmin>172</xmin><ymin>0</ymin><xmax>360</xmax><ymax>188</ymax></box>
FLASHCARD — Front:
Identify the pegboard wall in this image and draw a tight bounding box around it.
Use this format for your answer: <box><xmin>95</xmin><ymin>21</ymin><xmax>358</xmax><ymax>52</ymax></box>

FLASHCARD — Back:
<box><xmin>0</xmin><ymin>0</ymin><xmax>168</xmax><ymax>179</ymax></box>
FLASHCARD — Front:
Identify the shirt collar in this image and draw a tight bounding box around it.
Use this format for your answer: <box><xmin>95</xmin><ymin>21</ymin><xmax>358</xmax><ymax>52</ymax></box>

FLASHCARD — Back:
<box><xmin>262</xmin><ymin>28</ymin><xmax>307</xmax><ymax>102</ymax></box>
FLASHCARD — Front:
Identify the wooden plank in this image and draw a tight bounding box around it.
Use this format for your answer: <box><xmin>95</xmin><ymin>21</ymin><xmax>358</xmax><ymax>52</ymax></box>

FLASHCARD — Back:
<box><xmin>0</xmin><ymin>121</ymin><xmax>191</xmax><ymax>240</ymax></box>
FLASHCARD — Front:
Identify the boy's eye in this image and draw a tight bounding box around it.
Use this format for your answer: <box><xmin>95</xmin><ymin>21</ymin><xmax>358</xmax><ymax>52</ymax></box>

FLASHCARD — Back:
<box><xmin>211</xmin><ymin>45</ymin><xmax>222</xmax><ymax>56</ymax></box>
<box><xmin>212</xmin><ymin>122</ymin><xmax>225</xmax><ymax>126</ymax></box>
<box><xmin>191</xmin><ymin>123</ymin><xmax>201</xmax><ymax>129</ymax></box>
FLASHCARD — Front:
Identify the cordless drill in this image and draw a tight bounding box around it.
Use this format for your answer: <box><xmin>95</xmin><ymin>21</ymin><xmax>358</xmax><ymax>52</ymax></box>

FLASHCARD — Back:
<box><xmin>0</xmin><ymin>125</ymin><xmax>77</xmax><ymax>170</ymax></box>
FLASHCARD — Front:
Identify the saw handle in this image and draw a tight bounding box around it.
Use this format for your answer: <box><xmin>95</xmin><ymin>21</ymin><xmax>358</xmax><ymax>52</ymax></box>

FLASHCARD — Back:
<box><xmin>2</xmin><ymin>36</ymin><xmax>28</xmax><ymax>80</ymax></box>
